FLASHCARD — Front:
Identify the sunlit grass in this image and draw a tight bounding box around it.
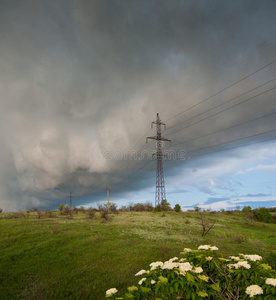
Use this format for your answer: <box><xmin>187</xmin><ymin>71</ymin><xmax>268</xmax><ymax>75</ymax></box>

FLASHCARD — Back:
<box><xmin>0</xmin><ymin>210</ymin><xmax>275</xmax><ymax>299</ymax></box>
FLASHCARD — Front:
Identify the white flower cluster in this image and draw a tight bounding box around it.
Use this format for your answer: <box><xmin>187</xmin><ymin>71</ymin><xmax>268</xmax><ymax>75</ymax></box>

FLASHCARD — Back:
<box><xmin>229</xmin><ymin>256</ymin><xmax>241</xmax><ymax>261</ymax></box>
<box><xmin>106</xmin><ymin>288</ymin><xmax>118</xmax><ymax>296</ymax></box>
<box><xmin>147</xmin><ymin>257</ymin><xmax>197</xmax><ymax>276</ymax></box>
<box><xmin>242</xmin><ymin>254</ymin><xmax>262</xmax><ymax>262</ymax></box>
<box><xmin>245</xmin><ymin>285</ymin><xmax>263</xmax><ymax>298</ymax></box>
<box><xmin>179</xmin><ymin>262</ymin><xmax>193</xmax><ymax>273</ymax></box>
<box><xmin>135</xmin><ymin>269</ymin><xmax>147</xmax><ymax>276</ymax></box>
<box><xmin>192</xmin><ymin>267</ymin><xmax>203</xmax><ymax>274</ymax></box>
<box><xmin>161</xmin><ymin>261</ymin><xmax>179</xmax><ymax>270</ymax></box>
<box><xmin>149</xmin><ymin>261</ymin><xmax>164</xmax><ymax>270</ymax></box>
<box><xmin>169</xmin><ymin>257</ymin><xmax>178</xmax><ymax>262</ymax></box>
<box><xmin>138</xmin><ymin>278</ymin><xmax>146</xmax><ymax>285</ymax></box>
<box><xmin>183</xmin><ymin>248</ymin><xmax>192</xmax><ymax>252</ymax></box>
<box><xmin>227</xmin><ymin>261</ymin><xmax>251</xmax><ymax>270</ymax></box>
<box><xmin>205</xmin><ymin>256</ymin><xmax>213</xmax><ymax>261</ymax></box>
<box><xmin>198</xmin><ymin>245</ymin><xmax>218</xmax><ymax>251</ymax></box>
<box><xmin>266</xmin><ymin>278</ymin><xmax>276</xmax><ymax>286</ymax></box>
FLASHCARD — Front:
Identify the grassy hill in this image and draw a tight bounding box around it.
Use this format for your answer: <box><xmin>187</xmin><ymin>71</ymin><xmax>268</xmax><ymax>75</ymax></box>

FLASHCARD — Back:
<box><xmin>0</xmin><ymin>210</ymin><xmax>275</xmax><ymax>299</ymax></box>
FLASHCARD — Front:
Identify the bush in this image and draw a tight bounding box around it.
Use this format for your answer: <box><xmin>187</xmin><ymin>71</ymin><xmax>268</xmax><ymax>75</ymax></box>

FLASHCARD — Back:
<box><xmin>108</xmin><ymin>202</ymin><xmax>118</xmax><ymax>214</ymax></box>
<box><xmin>253</xmin><ymin>207</ymin><xmax>274</xmax><ymax>223</ymax></box>
<box><xmin>58</xmin><ymin>204</ymin><xmax>64</xmax><ymax>213</ymax></box>
<box><xmin>32</xmin><ymin>208</ymin><xmax>42</xmax><ymax>219</ymax></box>
<box><xmin>194</xmin><ymin>206</ymin><xmax>201</xmax><ymax>212</ymax></box>
<box><xmin>106</xmin><ymin>246</ymin><xmax>276</xmax><ymax>299</ymax></box>
<box><xmin>63</xmin><ymin>204</ymin><xmax>72</xmax><ymax>216</ymax></box>
<box><xmin>161</xmin><ymin>199</ymin><xmax>171</xmax><ymax>211</ymax></box>
<box><xmin>98</xmin><ymin>205</ymin><xmax>109</xmax><ymax>220</ymax></box>
<box><xmin>44</xmin><ymin>209</ymin><xmax>53</xmax><ymax>218</ymax></box>
<box><xmin>265</xmin><ymin>252</ymin><xmax>276</xmax><ymax>270</ymax></box>
<box><xmin>242</xmin><ymin>206</ymin><xmax>252</xmax><ymax>213</ymax></box>
<box><xmin>174</xmin><ymin>204</ymin><xmax>181</xmax><ymax>212</ymax></box>
<box><xmin>86</xmin><ymin>206</ymin><xmax>95</xmax><ymax>218</ymax></box>
<box><xmin>78</xmin><ymin>205</ymin><xmax>85</xmax><ymax>212</ymax></box>
<box><xmin>0</xmin><ymin>208</ymin><xmax>2</xmax><ymax>213</ymax></box>
<box><xmin>120</xmin><ymin>205</ymin><xmax>129</xmax><ymax>212</ymax></box>
<box><xmin>129</xmin><ymin>202</ymin><xmax>154</xmax><ymax>212</ymax></box>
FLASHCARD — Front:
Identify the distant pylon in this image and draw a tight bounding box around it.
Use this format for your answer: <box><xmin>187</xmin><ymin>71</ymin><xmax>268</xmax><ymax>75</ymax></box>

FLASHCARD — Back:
<box><xmin>67</xmin><ymin>191</ymin><xmax>73</xmax><ymax>208</ymax></box>
<box><xmin>147</xmin><ymin>113</ymin><xmax>171</xmax><ymax>207</ymax></box>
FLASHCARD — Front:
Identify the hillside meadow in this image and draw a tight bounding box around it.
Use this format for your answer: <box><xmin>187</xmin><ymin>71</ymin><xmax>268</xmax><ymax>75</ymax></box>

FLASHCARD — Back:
<box><xmin>0</xmin><ymin>209</ymin><xmax>275</xmax><ymax>299</ymax></box>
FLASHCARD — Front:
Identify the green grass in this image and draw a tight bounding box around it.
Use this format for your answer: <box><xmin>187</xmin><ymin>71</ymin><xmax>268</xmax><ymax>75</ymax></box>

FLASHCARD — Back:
<box><xmin>0</xmin><ymin>210</ymin><xmax>275</xmax><ymax>299</ymax></box>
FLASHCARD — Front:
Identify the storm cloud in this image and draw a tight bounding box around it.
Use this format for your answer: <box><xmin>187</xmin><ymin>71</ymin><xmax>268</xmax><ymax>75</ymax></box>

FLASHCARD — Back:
<box><xmin>1</xmin><ymin>0</ymin><xmax>276</xmax><ymax>211</ymax></box>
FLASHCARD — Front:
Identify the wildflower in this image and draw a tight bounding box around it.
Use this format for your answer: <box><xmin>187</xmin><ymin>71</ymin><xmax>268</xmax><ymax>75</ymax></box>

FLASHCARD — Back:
<box><xmin>179</xmin><ymin>258</ymin><xmax>186</xmax><ymax>262</ymax></box>
<box><xmin>230</xmin><ymin>256</ymin><xmax>241</xmax><ymax>261</ymax></box>
<box><xmin>183</xmin><ymin>248</ymin><xmax>192</xmax><ymax>252</ymax></box>
<box><xmin>106</xmin><ymin>288</ymin><xmax>118</xmax><ymax>296</ymax></box>
<box><xmin>245</xmin><ymin>285</ymin><xmax>263</xmax><ymax>298</ymax></box>
<box><xmin>161</xmin><ymin>261</ymin><xmax>179</xmax><ymax>270</ymax></box>
<box><xmin>243</xmin><ymin>254</ymin><xmax>262</xmax><ymax>262</ymax></box>
<box><xmin>205</xmin><ymin>256</ymin><xmax>213</xmax><ymax>261</ymax></box>
<box><xmin>227</xmin><ymin>261</ymin><xmax>251</xmax><ymax>270</ymax></box>
<box><xmin>150</xmin><ymin>261</ymin><xmax>164</xmax><ymax>270</ymax></box>
<box><xmin>151</xmin><ymin>280</ymin><xmax>156</xmax><ymax>284</ymax></box>
<box><xmin>135</xmin><ymin>269</ymin><xmax>147</xmax><ymax>276</ymax></box>
<box><xmin>138</xmin><ymin>278</ymin><xmax>146</xmax><ymax>285</ymax></box>
<box><xmin>193</xmin><ymin>267</ymin><xmax>203</xmax><ymax>273</ymax></box>
<box><xmin>198</xmin><ymin>245</ymin><xmax>211</xmax><ymax>250</ymax></box>
<box><xmin>179</xmin><ymin>262</ymin><xmax>193</xmax><ymax>272</ymax></box>
<box><xmin>169</xmin><ymin>257</ymin><xmax>178</xmax><ymax>262</ymax></box>
<box><xmin>266</xmin><ymin>278</ymin><xmax>276</xmax><ymax>287</ymax></box>
<box><xmin>210</xmin><ymin>246</ymin><xmax>218</xmax><ymax>251</ymax></box>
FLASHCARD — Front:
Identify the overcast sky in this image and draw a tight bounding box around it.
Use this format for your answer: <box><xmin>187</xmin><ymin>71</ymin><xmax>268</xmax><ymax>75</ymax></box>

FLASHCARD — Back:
<box><xmin>1</xmin><ymin>0</ymin><xmax>276</xmax><ymax>212</ymax></box>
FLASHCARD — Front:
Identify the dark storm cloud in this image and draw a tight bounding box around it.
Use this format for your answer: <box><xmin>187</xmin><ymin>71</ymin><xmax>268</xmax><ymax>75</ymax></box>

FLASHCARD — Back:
<box><xmin>1</xmin><ymin>0</ymin><xmax>276</xmax><ymax>211</ymax></box>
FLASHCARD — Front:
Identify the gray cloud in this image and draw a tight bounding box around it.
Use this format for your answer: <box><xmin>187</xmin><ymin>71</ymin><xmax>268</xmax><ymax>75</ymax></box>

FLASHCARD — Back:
<box><xmin>1</xmin><ymin>0</ymin><xmax>276</xmax><ymax>211</ymax></box>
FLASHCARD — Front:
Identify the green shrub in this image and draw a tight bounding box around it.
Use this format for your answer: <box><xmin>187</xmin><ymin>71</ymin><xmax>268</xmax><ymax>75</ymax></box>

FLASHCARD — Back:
<box><xmin>174</xmin><ymin>204</ymin><xmax>181</xmax><ymax>212</ymax></box>
<box><xmin>106</xmin><ymin>246</ymin><xmax>276</xmax><ymax>299</ymax></box>
<box><xmin>253</xmin><ymin>207</ymin><xmax>274</xmax><ymax>223</ymax></box>
<box><xmin>242</xmin><ymin>206</ymin><xmax>252</xmax><ymax>213</ymax></box>
<box><xmin>155</xmin><ymin>205</ymin><xmax>161</xmax><ymax>212</ymax></box>
<box><xmin>58</xmin><ymin>204</ymin><xmax>64</xmax><ymax>213</ymax></box>
<box><xmin>265</xmin><ymin>252</ymin><xmax>276</xmax><ymax>270</ymax></box>
<box><xmin>86</xmin><ymin>206</ymin><xmax>95</xmax><ymax>218</ymax></box>
<box><xmin>160</xmin><ymin>199</ymin><xmax>171</xmax><ymax>211</ymax></box>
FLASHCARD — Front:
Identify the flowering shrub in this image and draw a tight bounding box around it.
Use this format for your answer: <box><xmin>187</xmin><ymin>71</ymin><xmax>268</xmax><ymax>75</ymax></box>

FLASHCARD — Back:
<box><xmin>106</xmin><ymin>245</ymin><xmax>276</xmax><ymax>299</ymax></box>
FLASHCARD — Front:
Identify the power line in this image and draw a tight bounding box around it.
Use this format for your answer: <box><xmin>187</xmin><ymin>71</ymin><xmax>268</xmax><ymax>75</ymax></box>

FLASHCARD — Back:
<box><xmin>173</xmin><ymin>129</ymin><xmax>276</xmax><ymax>158</ymax></box>
<box><xmin>164</xmin><ymin>57</ymin><xmax>276</xmax><ymax>124</ymax></box>
<box><xmin>124</xmin><ymin>131</ymin><xmax>276</xmax><ymax>193</ymax></box>
<box><xmin>166</xmin><ymin>85</ymin><xmax>276</xmax><ymax>138</ymax></box>
<box><xmin>172</xmin><ymin>111</ymin><xmax>276</xmax><ymax>148</ymax></box>
<box><xmin>159</xmin><ymin>32</ymin><xmax>276</xmax><ymax>122</ymax></box>
<box><xmin>165</xmin><ymin>78</ymin><xmax>276</xmax><ymax>134</ymax></box>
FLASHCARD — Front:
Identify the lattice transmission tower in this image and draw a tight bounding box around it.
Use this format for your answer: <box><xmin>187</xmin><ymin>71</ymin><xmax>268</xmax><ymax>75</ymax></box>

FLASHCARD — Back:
<box><xmin>147</xmin><ymin>113</ymin><xmax>171</xmax><ymax>207</ymax></box>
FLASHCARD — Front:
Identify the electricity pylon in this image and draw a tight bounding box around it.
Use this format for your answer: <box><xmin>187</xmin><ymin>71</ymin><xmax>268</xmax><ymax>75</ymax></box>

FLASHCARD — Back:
<box><xmin>67</xmin><ymin>191</ymin><xmax>73</xmax><ymax>208</ymax></box>
<box><xmin>147</xmin><ymin>113</ymin><xmax>171</xmax><ymax>208</ymax></box>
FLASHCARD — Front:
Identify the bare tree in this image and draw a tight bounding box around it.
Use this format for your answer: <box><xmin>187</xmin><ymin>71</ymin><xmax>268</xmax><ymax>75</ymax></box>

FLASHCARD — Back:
<box><xmin>198</xmin><ymin>212</ymin><xmax>216</xmax><ymax>237</ymax></box>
